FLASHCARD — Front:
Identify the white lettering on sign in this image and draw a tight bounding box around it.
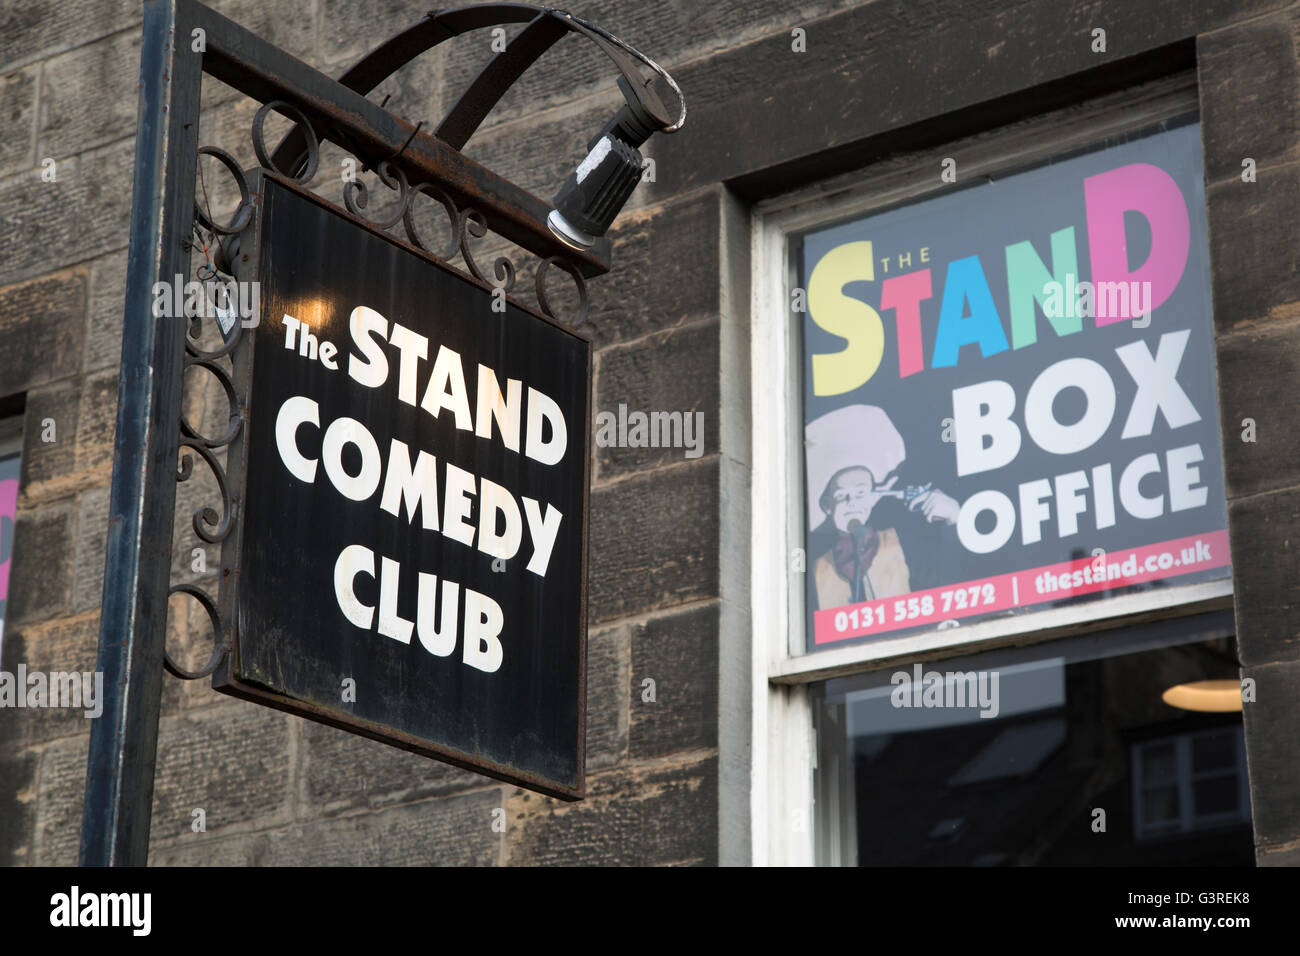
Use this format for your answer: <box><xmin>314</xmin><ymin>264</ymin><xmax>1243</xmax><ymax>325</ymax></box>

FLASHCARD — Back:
<box><xmin>332</xmin><ymin>545</ymin><xmax>504</xmax><ymax>672</ymax></box>
<box><xmin>948</xmin><ymin>332</ymin><xmax>1208</xmax><ymax>555</ymax></box>
<box><xmin>956</xmin><ymin>443</ymin><xmax>1207</xmax><ymax>554</ymax></box>
<box><xmin>274</xmin><ymin>397</ymin><xmax>565</xmax><ymax>576</ymax></box>
<box><xmin>273</xmin><ymin>300</ymin><xmax>578</xmax><ymax>678</ymax></box>
<box><xmin>953</xmin><ymin>332</ymin><xmax>1196</xmax><ymax>476</ymax></box>
<box><xmin>345</xmin><ymin>305</ymin><xmax>567</xmax><ymax>464</ymax></box>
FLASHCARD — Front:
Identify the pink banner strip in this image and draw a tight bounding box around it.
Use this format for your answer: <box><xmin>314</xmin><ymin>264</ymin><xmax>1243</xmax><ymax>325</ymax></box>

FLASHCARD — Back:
<box><xmin>813</xmin><ymin>529</ymin><xmax>1230</xmax><ymax>644</ymax></box>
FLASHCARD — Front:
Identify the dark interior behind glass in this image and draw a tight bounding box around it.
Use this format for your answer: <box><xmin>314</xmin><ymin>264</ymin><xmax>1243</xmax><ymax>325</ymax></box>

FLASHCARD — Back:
<box><xmin>813</xmin><ymin>611</ymin><xmax>1252</xmax><ymax>866</ymax></box>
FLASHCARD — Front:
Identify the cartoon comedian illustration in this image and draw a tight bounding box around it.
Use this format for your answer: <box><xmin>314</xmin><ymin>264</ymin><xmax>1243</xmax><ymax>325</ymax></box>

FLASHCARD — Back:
<box><xmin>806</xmin><ymin>404</ymin><xmax>960</xmax><ymax>609</ymax></box>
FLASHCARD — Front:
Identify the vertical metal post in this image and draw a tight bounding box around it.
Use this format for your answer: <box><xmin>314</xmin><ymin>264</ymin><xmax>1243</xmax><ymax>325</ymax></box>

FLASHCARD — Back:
<box><xmin>80</xmin><ymin>0</ymin><xmax>201</xmax><ymax>866</ymax></box>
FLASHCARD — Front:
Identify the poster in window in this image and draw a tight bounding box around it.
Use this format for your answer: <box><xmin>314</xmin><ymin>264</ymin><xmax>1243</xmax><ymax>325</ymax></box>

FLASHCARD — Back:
<box><xmin>798</xmin><ymin>121</ymin><xmax>1229</xmax><ymax>648</ymax></box>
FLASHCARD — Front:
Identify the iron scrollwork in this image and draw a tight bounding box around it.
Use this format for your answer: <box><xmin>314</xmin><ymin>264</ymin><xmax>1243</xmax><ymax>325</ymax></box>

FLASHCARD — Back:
<box><xmin>162</xmin><ymin>144</ymin><xmax>259</xmax><ymax>680</ymax></box>
<box><xmin>248</xmin><ymin>98</ymin><xmax>592</xmax><ymax>327</ymax></box>
<box><xmin>163</xmin><ymin>321</ymin><xmax>247</xmax><ymax>680</ymax></box>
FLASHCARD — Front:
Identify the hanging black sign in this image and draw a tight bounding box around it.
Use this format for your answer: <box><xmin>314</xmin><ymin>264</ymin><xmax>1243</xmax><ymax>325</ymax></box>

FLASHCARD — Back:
<box><xmin>215</xmin><ymin>173</ymin><xmax>590</xmax><ymax>800</ymax></box>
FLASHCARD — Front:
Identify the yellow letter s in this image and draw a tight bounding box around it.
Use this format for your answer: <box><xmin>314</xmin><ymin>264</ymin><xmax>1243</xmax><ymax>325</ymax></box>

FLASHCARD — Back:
<box><xmin>807</xmin><ymin>241</ymin><xmax>883</xmax><ymax>396</ymax></box>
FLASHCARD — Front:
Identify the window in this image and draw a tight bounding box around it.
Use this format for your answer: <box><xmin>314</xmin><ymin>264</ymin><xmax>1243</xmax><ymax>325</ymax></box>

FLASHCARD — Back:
<box><xmin>1132</xmin><ymin>725</ymin><xmax>1250</xmax><ymax>840</ymax></box>
<box><xmin>748</xmin><ymin>73</ymin><xmax>1244</xmax><ymax>865</ymax></box>
<box><xmin>812</xmin><ymin>615</ymin><xmax>1252</xmax><ymax>865</ymax></box>
<box><xmin>0</xmin><ymin>409</ymin><xmax>22</xmax><ymax>654</ymax></box>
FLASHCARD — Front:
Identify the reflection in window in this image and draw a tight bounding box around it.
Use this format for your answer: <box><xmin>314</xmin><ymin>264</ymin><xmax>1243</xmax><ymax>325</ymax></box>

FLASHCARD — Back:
<box><xmin>813</xmin><ymin>613</ymin><xmax>1253</xmax><ymax>866</ymax></box>
<box><xmin>1133</xmin><ymin>727</ymin><xmax>1249</xmax><ymax>839</ymax></box>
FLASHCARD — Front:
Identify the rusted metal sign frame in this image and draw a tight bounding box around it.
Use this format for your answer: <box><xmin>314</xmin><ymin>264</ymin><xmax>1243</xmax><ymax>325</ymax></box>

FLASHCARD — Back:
<box><xmin>81</xmin><ymin>0</ymin><xmax>630</xmax><ymax>865</ymax></box>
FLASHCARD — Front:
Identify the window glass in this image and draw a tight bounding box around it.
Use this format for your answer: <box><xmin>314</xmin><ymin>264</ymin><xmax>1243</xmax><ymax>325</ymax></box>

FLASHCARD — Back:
<box><xmin>794</xmin><ymin>120</ymin><xmax>1228</xmax><ymax>653</ymax></box>
<box><xmin>812</xmin><ymin>613</ymin><xmax>1252</xmax><ymax>865</ymax></box>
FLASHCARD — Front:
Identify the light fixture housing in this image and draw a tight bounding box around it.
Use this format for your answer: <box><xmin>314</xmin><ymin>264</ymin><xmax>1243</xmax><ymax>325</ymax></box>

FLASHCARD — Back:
<box><xmin>548</xmin><ymin>71</ymin><xmax>681</xmax><ymax>249</ymax></box>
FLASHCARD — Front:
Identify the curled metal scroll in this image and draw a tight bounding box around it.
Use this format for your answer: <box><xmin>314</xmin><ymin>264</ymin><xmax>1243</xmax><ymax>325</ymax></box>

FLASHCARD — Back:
<box><xmin>253</xmin><ymin>99</ymin><xmax>319</xmax><ymax>185</ymax></box>
<box><xmin>163</xmin><ymin>584</ymin><xmax>229</xmax><ymax>681</ymax></box>
<box><xmin>181</xmin><ymin>275</ymin><xmax>248</xmax><ymax>363</ymax></box>
<box><xmin>194</xmin><ymin>146</ymin><xmax>253</xmax><ymax>235</ymax></box>
<box><xmin>165</xmin><ymin>324</ymin><xmax>244</xmax><ymax>681</ymax></box>
<box><xmin>535</xmin><ymin>255</ymin><xmax>590</xmax><ymax>330</ymax></box>
<box><xmin>403</xmin><ymin>181</ymin><xmax>462</xmax><ymax>261</ymax></box>
<box><xmin>344</xmin><ymin>160</ymin><xmax>411</xmax><ymax>231</ymax></box>
<box><xmin>176</xmin><ymin>438</ymin><xmax>237</xmax><ymax>544</ymax></box>
<box><xmin>459</xmin><ymin>208</ymin><xmax>516</xmax><ymax>292</ymax></box>
<box><xmin>179</xmin><ymin>360</ymin><xmax>243</xmax><ymax>449</ymax></box>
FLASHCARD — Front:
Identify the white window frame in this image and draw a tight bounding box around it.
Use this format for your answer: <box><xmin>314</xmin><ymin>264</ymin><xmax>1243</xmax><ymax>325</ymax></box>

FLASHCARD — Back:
<box><xmin>744</xmin><ymin>72</ymin><xmax>1235</xmax><ymax>866</ymax></box>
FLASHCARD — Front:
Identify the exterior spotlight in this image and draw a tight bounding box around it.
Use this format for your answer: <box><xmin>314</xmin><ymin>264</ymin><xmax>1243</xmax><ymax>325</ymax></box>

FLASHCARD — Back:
<box><xmin>549</xmin><ymin>77</ymin><xmax>671</xmax><ymax>250</ymax></box>
<box><xmin>546</xmin><ymin>124</ymin><xmax>640</xmax><ymax>250</ymax></box>
<box><xmin>546</xmin><ymin>18</ymin><xmax>686</xmax><ymax>250</ymax></box>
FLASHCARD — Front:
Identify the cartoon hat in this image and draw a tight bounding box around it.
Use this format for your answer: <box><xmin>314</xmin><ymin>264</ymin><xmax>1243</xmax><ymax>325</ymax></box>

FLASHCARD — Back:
<box><xmin>804</xmin><ymin>404</ymin><xmax>905</xmax><ymax>529</ymax></box>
